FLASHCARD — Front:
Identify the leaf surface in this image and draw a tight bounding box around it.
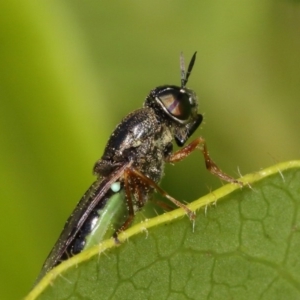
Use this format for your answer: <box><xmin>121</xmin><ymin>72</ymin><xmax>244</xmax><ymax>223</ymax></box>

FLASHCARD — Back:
<box><xmin>26</xmin><ymin>161</ymin><xmax>300</xmax><ymax>300</ymax></box>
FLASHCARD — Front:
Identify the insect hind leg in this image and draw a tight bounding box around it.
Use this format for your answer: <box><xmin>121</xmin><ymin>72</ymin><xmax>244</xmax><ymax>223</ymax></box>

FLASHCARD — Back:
<box><xmin>126</xmin><ymin>167</ymin><xmax>195</xmax><ymax>221</ymax></box>
<box><xmin>113</xmin><ymin>166</ymin><xmax>196</xmax><ymax>243</ymax></box>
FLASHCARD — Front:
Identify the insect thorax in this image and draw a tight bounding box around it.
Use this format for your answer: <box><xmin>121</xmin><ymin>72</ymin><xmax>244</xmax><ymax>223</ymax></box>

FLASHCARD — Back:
<box><xmin>93</xmin><ymin>107</ymin><xmax>174</xmax><ymax>185</ymax></box>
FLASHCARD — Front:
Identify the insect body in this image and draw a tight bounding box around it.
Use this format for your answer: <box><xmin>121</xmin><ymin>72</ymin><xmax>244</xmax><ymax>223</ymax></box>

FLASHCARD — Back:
<box><xmin>36</xmin><ymin>52</ymin><xmax>238</xmax><ymax>283</ymax></box>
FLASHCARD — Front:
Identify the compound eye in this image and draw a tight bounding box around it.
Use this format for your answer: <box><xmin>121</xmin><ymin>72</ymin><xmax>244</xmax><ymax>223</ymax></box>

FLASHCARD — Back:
<box><xmin>158</xmin><ymin>89</ymin><xmax>191</xmax><ymax>121</ymax></box>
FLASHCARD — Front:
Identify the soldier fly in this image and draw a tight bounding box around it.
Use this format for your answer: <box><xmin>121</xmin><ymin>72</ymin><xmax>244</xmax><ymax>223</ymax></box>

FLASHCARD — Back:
<box><xmin>36</xmin><ymin>52</ymin><xmax>239</xmax><ymax>283</ymax></box>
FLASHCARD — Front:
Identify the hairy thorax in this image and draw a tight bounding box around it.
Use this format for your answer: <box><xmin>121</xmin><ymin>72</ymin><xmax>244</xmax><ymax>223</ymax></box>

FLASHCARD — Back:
<box><xmin>94</xmin><ymin>107</ymin><xmax>173</xmax><ymax>185</ymax></box>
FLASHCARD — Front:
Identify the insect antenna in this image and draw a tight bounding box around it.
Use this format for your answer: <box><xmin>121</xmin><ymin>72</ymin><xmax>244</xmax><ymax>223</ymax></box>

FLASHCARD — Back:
<box><xmin>180</xmin><ymin>51</ymin><xmax>197</xmax><ymax>88</ymax></box>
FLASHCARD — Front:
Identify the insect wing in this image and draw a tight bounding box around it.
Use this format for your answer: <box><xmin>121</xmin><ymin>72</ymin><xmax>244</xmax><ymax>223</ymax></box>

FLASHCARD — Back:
<box><xmin>36</xmin><ymin>162</ymin><xmax>130</xmax><ymax>283</ymax></box>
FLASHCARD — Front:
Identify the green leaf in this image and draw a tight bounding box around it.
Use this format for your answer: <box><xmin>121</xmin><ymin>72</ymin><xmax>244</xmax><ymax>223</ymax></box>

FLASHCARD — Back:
<box><xmin>26</xmin><ymin>161</ymin><xmax>300</xmax><ymax>300</ymax></box>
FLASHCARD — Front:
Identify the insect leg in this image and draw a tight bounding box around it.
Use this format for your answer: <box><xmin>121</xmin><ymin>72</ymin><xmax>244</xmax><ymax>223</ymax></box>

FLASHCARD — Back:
<box><xmin>151</xmin><ymin>200</ymin><xmax>174</xmax><ymax>212</ymax></box>
<box><xmin>126</xmin><ymin>168</ymin><xmax>196</xmax><ymax>220</ymax></box>
<box><xmin>166</xmin><ymin>137</ymin><xmax>242</xmax><ymax>185</ymax></box>
<box><xmin>113</xmin><ymin>168</ymin><xmax>136</xmax><ymax>240</ymax></box>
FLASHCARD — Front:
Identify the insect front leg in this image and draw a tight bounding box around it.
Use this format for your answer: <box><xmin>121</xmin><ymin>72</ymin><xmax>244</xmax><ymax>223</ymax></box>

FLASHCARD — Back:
<box><xmin>166</xmin><ymin>137</ymin><xmax>242</xmax><ymax>185</ymax></box>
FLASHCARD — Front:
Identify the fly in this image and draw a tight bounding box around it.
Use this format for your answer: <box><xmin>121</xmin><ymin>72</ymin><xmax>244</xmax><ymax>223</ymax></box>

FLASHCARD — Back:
<box><xmin>36</xmin><ymin>52</ymin><xmax>240</xmax><ymax>283</ymax></box>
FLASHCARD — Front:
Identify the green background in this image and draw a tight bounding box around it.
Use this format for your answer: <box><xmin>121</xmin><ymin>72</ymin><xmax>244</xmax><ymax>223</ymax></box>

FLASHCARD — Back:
<box><xmin>0</xmin><ymin>1</ymin><xmax>299</xmax><ymax>299</ymax></box>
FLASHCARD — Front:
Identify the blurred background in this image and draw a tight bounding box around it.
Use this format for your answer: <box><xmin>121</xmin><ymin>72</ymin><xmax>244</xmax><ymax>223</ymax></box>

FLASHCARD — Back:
<box><xmin>0</xmin><ymin>1</ymin><xmax>299</xmax><ymax>298</ymax></box>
